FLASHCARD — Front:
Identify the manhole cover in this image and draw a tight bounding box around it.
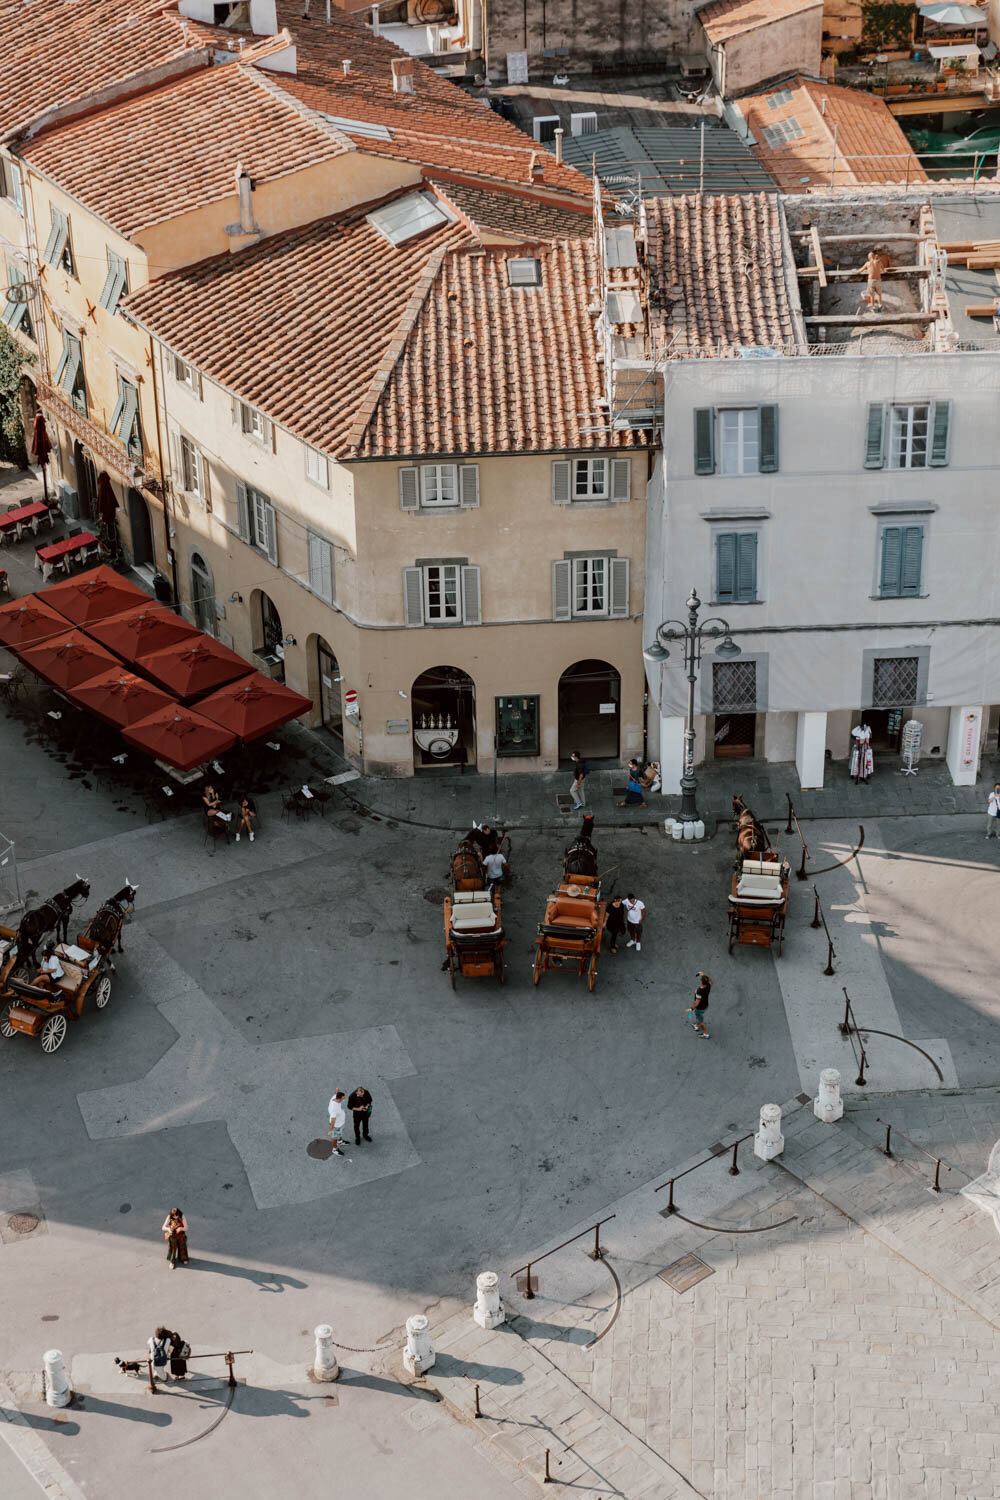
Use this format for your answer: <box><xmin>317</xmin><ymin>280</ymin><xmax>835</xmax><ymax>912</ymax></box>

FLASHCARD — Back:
<box><xmin>306</xmin><ymin>1138</ymin><xmax>335</xmax><ymax>1160</ymax></box>
<box><xmin>8</xmin><ymin>1213</ymin><xmax>39</xmax><ymax>1235</ymax></box>
<box><xmin>423</xmin><ymin>888</ymin><xmax>449</xmax><ymax>905</ymax></box>
<box><xmin>658</xmin><ymin>1252</ymin><xmax>714</xmax><ymax>1294</ymax></box>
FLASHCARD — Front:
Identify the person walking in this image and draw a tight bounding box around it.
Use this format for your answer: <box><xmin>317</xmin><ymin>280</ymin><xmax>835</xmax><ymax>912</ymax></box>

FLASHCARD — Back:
<box><xmin>483</xmin><ymin>846</ymin><xmax>507</xmax><ymax>892</ymax></box>
<box><xmin>348</xmin><ymin>1084</ymin><xmax>373</xmax><ymax>1144</ymax></box>
<box><xmin>617</xmin><ymin>760</ymin><xmax>647</xmax><ymax>808</ymax></box>
<box><xmin>687</xmin><ymin>971</ymin><xmax>712</xmax><ymax>1038</ymax></box>
<box><xmin>148</xmin><ymin>1327</ymin><xmax>171</xmax><ymax>1378</ymax></box>
<box><xmin>168</xmin><ymin>1330</ymin><xmax>190</xmax><ymax>1380</ymax></box>
<box><xmin>162</xmin><ymin>1207</ymin><xmax>189</xmax><ymax>1269</ymax></box>
<box><xmin>623</xmin><ymin>892</ymin><xmax>646</xmax><ymax>951</ymax></box>
<box><xmin>328</xmin><ymin>1090</ymin><xmax>348</xmax><ymax>1156</ymax></box>
<box><xmin>570</xmin><ymin>751</ymin><xmax>587</xmax><ymax>811</ymax></box>
<box><xmin>605</xmin><ymin>894</ymin><xmax>627</xmax><ymax>955</ymax></box>
<box><xmin>986</xmin><ymin>783</ymin><xmax>1000</xmax><ymax>838</ymax></box>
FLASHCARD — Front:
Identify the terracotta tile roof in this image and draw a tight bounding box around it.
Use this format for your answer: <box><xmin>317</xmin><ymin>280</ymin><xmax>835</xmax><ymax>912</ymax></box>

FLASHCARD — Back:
<box><xmin>426</xmin><ymin>179</ymin><xmax>592</xmax><ymax>241</ymax></box>
<box><xmin>123</xmin><ymin>196</ymin><xmax>473</xmax><ymax>457</ymax></box>
<box><xmin>643</xmin><ymin>193</ymin><xmax>796</xmax><ymax>352</ymax></box>
<box><xmin>354</xmin><ymin>240</ymin><xmax>647</xmax><ymax>458</ymax></box>
<box><xmin>269</xmin><ymin>1</ymin><xmax>591</xmax><ymax>199</ymax></box>
<box><xmin>698</xmin><ymin>0</ymin><xmax>821</xmax><ymax>43</ymax></box>
<box><xmin>23</xmin><ymin>55</ymin><xmax>354</xmax><ymax>238</ymax></box>
<box><xmin>0</xmin><ymin>0</ymin><xmax>199</xmax><ymax>139</ymax></box>
<box><xmin>738</xmin><ymin>77</ymin><xmax>928</xmax><ymax>189</ymax></box>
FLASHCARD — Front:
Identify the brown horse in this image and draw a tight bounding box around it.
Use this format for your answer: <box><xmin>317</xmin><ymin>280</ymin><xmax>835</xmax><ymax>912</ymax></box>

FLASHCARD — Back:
<box><xmin>450</xmin><ymin>839</ymin><xmax>485</xmax><ymax>892</ymax></box>
<box><xmin>732</xmin><ymin>795</ymin><xmax>769</xmax><ymax>859</ymax></box>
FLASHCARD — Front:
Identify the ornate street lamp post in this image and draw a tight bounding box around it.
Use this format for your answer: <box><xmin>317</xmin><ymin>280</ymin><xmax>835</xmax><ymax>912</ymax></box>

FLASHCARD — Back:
<box><xmin>643</xmin><ymin>586</ymin><xmax>741</xmax><ymax>823</ymax></box>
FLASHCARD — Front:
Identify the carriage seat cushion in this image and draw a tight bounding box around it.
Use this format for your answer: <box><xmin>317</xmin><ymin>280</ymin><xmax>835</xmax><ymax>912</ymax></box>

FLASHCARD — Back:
<box><xmin>54</xmin><ymin>961</ymin><xmax>86</xmax><ymax>990</ymax></box>
<box><xmin>737</xmin><ymin>873</ymin><xmax>782</xmax><ymax>898</ymax></box>
<box><xmin>57</xmin><ymin>944</ymin><xmax>90</xmax><ymax>964</ymax></box>
<box><xmin>451</xmin><ymin>902</ymin><xmax>496</xmax><ymax>931</ymax></box>
<box><xmin>740</xmin><ymin>858</ymin><xmax>777</xmax><ymax>877</ymax></box>
<box><xmin>0</xmin><ymin>938</ymin><xmax>11</xmax><ymax>959</ymax></box>
<box><xmin>452</xmin><ymin>889</ymin><xmax>486</xmax><ymax>904</ymax></box>
<box><xmin>546</xmin><ymin>897</ymin><xmax>597</xmax><ymax>927</ymax></box>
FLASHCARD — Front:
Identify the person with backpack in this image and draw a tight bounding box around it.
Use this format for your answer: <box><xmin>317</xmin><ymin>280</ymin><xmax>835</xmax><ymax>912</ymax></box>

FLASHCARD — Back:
<box><xmin>168</xmin><ymin>1330</ymin><xmax>191</xmax><ymax>1380</ymax></box>
<box><xmin>148</xmin><ymin>1327</ymin><xmax>171</xmax><ymax>1378</ymax></box>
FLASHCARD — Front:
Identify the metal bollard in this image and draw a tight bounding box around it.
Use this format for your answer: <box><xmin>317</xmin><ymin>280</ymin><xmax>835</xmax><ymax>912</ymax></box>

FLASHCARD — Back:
<box><xmin>473</xmin><ymin>1271</ymin><xmax>505</xmax><ymax>1330</ymax></box>
<box><xmin>313</xmin><ymin>1324</ymin><xmax>340</xmax><ymax>1382</ymax></box>
<box><xmin>44</xmin><ymin>1349</ymin><xmax>71</xmax><ymax>1408</ymax></box>
<box><xmin>753</xmin><ymin>1103</ymin><xmax>784</xmax><ymax>1162</ymax></box>
<box><xmin>403</xmin><ymin>1314</ymin><xmax>436</xmax><ymax>1375</ymax></box>
<box><xmin>814</xmin><ymin>1068</ymin><xmax>844</xmax><ymax>1124</ymax></box>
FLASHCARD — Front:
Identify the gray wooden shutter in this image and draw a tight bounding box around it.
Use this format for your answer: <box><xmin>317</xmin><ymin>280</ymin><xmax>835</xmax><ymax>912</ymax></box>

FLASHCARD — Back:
<box><xmin>262</xmin><ymin>500</ymin><xmax>277</xmax><ymax>565</ymax></box>
<box><xmin>929</xmin><ymin>401</ymin><xmax>951</xmax><ymax>466</ymax></box>
<box><xmin>197</xmin><ymin>452</ymin><xmax>210</xmax><ymax>510</ymax></box>
<box><xmin>610</xmin><ymin>457</ymin><xmax>631</xmax><ymax>502</ymax></box>
<box><xmin>399</xmin><ymin>467</ymin><xmax>420</xmax><ymax>510</ymax></box>
<box><xmin>900</xmin><ymin>525</ymin><xmax>923</xmax><ymax>595</ymax></box>
<box><xmin>169</xmin><ymin>429</ymin><xmax>183</xmax><ymax>491</ymax></box>
<box><xmin>308</xmin><ymin>531</ymin><xmax>334</xmax><ymax>603</ymax></box>
<box><xmin>864</xmin><ymin>403</ymin><xmax>886</xmax><ymax>469</ymax></box>
<box><xmin>716</xmin><ymin>532</ymin><xmax>736</xmax><ymax>602</ymax></box>
<box><xmin>551</xmin><ymin>460</ymin><xmax>571</xmax><ymax>504</ymax></box>
<box><xmin>263</xmin><ymin>416</ymin><xmax>275</xmax><ymax>453</ymax></box>
<box><xmin>403</xmin><ymin>566</ymin><xmax>424</xmax><ymax>626</ymax></box>
<box><xmin>694</xmin><ymin>408</ymin><xmax>716</xmax><ymax>475</ymax></box>
<box><xmin>236</xmin><ymin>481</ymin><xmax>250</xmax><ymax>542</ymax></box>
<box><xmin>758</xmin><ymin>405</ymin><xmax>778</xmax><ymax>473</ymax></box>
<box><xmin>880</xmin><ymin>525</ymin><xmax>902</xmax><ymax>596</ymax></box>
<box><xmin>194</xmin><ymin>369</ymin><xmax>203</xmax><ymax>400</ymax></box>
<box><xmin>609</xmin><ymin>557</ymin><xmax>630</xmax><ymax>618</ymax></box>
<box><xmin>461</xmin><ymin>564</ymin><xmax>481</xmax><ymax>625</ymax></box>
<box><xmin>459</xmin><ymin>465</ymin><xmax>480</xmax><ymax>508</ymax></box>
<box><xmin>231</xmin><ymin>396</ymin><xmax>240</xmax><ymax>427</ymax></box>
<box><xmin>552</xmin><ymin>559</ymin><xmax>572</xmax><ymax>619</ymax></box>
<box><xmin>735</xmin><ymin>532</ymin><xmax>757</xmax><ymax>602</ymax></box>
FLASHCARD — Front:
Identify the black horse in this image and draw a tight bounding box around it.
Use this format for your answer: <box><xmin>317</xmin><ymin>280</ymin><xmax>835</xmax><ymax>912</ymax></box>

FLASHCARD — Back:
<box><xmin>563</xmin><ymin>838</ymin><xmax>598</xmax><ymax>880</ymax></box>
<box><xmin>79</xmin><ymin>882</ymin><xmax>137</xmax><ymax>957</ymax></box>
<box><xmin>15</xmin><ymin>876</ymin><xmax>91</xmax><ymax>967</ymax></box>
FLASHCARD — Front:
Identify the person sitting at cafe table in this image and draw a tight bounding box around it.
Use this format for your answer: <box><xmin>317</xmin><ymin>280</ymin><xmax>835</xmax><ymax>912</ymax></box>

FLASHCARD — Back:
<box><xmin>235</xmin><ymin>794</ymin><xmax>256</xmax><ymax>844</ymax></box>
<box><xmin>202</xmin><ymin>784</ymin><xmax>222</xmax><ymax>823</ymax></box>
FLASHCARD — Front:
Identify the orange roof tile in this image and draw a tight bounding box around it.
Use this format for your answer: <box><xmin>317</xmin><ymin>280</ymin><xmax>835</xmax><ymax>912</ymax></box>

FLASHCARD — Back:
<box><xmin>124</xmin><ymin>196</ymin><xmax>474</xmax><ymax>457</ymax></box>
<box><xmin>738</xmin><ymin>77</ymin><xmax>927</xmax><ymax>189</ymax></box>
<box><xmin>643</xmin><ymin>193</ymin><xmax>796</xmax><ymax>352</ymax></box>
<box><xmin>698</xmin><ymin>0</ymin><xmax>821</xmax><ymax>42</ymax></box>
<box><xmin>354</xmin><ymin>240</ymin><xmax>647</xmax><ymax>458</ymax></box>
<box><xmin>426</xmin><ymin>178</ymin><xmax>593</xmax><ymax>241</ymax></box>
<box><xmin>0</xmin><ymin>0</ymin><xmax>200</xmax><ymax>139</ymax></box>
<box><xmin>24</xmin><ymin>56</ymin><xmax>353</xmax><ymax>237</ymax></box>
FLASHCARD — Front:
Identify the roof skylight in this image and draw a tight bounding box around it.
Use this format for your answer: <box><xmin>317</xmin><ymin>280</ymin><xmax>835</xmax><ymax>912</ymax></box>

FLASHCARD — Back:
<box><xmin>767</xmin><ymin>88</ymin><xmax>794</xmax><ymax>109</ymax></box>
<box><xmin>366</xmin><ymin>191</ymin><xmax>451</xmax><ymax>245</ymax></box>
<box><xmin>321</xmin><ymin>113</ymin><xmax>393</xmax><ymax>142</ymax></box>
<box><xmin>762</xmin><ymin>117</ymin><xmax>804</xmax><ymax>147</ymax></box>
<box><xmin>507</xmin><ymin>256</ymin><xmax>542</xmax><ymax>287</ymax></box>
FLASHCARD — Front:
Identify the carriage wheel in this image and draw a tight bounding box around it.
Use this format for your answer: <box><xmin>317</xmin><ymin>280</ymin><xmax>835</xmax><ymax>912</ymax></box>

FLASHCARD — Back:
<box><xmin>0</xmin><ymin>1002</ymin><xmax>15</xmax><ymax>1039</ymax></box>
<box><xmin>447</xmin><ymin>951</ymin><xmax>456</xmax><ymax>990</ymax></box>
<box><xmin>40</xmin><ymin>1014</ymin><xmax>68</xmax><ymax>1054</ymax></box>
<box><xmin>533</xmin><ymin>952</ymin><xmax>542</xmax><ymax>986</ymax></box>
<box><xmin>94</xmin><ymin>975</ymin><xmax>112</xmax><ymax>1010</ymax></box>
<box><xmin>588</xmin><ymin>961</ymin><xmax>597</xmax><ymax>993</ymax></box>
<box><xmin>497</xmin><ymin>954</ymin><xmax>506</xmax><ymax>984</ymax></box>
<box><xmin>728</xmin><ymin>921</ymin><xmax>735</xmax><ymax>955</ymax></box>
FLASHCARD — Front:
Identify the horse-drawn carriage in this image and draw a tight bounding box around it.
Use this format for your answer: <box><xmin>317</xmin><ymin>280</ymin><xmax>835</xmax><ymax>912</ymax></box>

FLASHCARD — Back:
<box><xmin>444</xmin><ymin>834</ymin><xmax>507</xmax><ymax>984</ymax></box>
<box><xmin>534</xmin><ymin>831</ymin><xmax>606</xmax><ymax>991</ymax></box>
<box><xmin>727</xmin><ymin>797</ymin><xmax>788</xmax><ymax>955</ymax></box>
<box><xmin>0</xmin><ymin>882</ymin><xmax>136</xmax><ymax>1053</ymax></box>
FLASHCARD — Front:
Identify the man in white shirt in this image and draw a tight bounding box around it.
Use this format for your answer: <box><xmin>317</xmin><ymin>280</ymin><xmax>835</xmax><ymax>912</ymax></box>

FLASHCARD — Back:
<box><xmin>483</xmin><ymin>849</ymin><xmax>507</xmax><ymax>891</ymax></box>
<box><xmin>623</xmin><ymin>893</ymin><xmax>646</xmax><ymax>952</ymax></box>
<box><xmin>987</xmin><ymin>783</ymin><xmax>1000</xmax><ymax>838</ymax></box>
<box><xmin>328</xmin><ymin>1090</ymin><xmax>348</xmax><ymax>1157</ymax></box>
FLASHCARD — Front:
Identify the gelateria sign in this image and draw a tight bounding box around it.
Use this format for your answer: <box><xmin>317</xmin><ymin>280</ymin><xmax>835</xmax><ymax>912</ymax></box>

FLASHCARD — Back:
<box><xmin>960</xmin><ymin>709</ymin><xmax>981</xmax><ymax>770</ymax></box>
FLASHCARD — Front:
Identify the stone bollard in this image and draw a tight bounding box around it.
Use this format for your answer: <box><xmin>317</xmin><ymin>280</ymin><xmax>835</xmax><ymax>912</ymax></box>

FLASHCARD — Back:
<box><xmin>814</xmin><ymin>1068</ymin><xmax>844</xmax><ymax>1124</ymax></box>
<box><xmin>403</xmin><ymin>1314</ymin><xmax>435</xmax><ymax>1376</ymax></box>
<box><xmin>753</xmin><ymin>1103</ymin><xmax>785</xmax><ymax>1161</ymax></box>
<box><xmin>43</xmin><ymin>1349</ymin><xmax>71</xmax><ymax>1408</ymax></box>
<box><xmin>313</xmin><ymin>1324</ymin><xmax>340</xmax><ymax>1382</ymax></box>
<box><xmin>473</xmin><ymin>1271</ymin><xmax>505</xmax><ymax>1330</ymax></box>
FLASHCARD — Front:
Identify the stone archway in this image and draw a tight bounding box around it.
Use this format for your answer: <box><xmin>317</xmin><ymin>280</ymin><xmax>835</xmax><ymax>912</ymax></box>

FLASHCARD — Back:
<box><xmin>190</xmin><ymin>552</ymin><xmax>215</xmax><ymax>636</ymax></box>
<box><xmin>558</xmin><ymin>659</ymin><xmax>621</xmax><ymax>763</ymax></box>
<box><xmin>411</xmin><ymin>665</ymin><xmax>476</xmax><ymax>770</ymax></box>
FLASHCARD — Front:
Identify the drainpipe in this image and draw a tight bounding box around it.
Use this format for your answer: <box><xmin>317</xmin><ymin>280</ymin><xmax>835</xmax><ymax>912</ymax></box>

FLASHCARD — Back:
<box><xmin>148</xmin><ymin>333</ymin><xmax>180</xmax><ymax>613</ymax></box>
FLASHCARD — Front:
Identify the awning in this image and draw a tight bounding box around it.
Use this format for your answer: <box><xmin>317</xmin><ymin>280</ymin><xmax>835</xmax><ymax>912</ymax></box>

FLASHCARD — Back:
<box><xmin>928</xmin><ymin>41</ymin><xmax>981</xmax><ymax>57</ymax></box>
<box><xmin>19</xmin><ymin>629</ymin><xmax>120</xmax><ymax>691</ymax></box>
<box><xmin>42</xmin><ymin>565</ymin><xmax>151</xmax><ymax>628</ymax></box>
<box><xmin>197</xmin><ymin>673</ymin><xmax>313</xmax><ymax>743</ymax></box>
<box><xmin>0</xmin><ymin>595</ymin><xmax>71</xmax><ymax>650</ymax></box>
<box><xmin>919</xmin><ymin>2</ymin><xmax>987</xmax><ymax>22</ymax></box>
<box><xmin>123</xmin><ymin>704</ymin><xmax>236</xmax><ymax>771</ymax></box>
<box><xmin>88</xmin><ymin>603</ymin><xmax>200</xmax><ymax>663</ymax></box>
<box><xmin>141</xmin><ymin>636</ymin><xmax>254</xmax><ymax>703</ymax></box>
<box><xmin>69</xmin><ymin>668</ymin><xmax>175</xmax><ymax>729</ymax></box>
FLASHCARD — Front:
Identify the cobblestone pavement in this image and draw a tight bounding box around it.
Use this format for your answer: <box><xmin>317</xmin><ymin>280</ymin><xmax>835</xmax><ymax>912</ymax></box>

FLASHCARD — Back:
<box><xmin>431</xmin><ymin>1089</ymin><xmax>1000</xmax><ymax>1500</ymax></box>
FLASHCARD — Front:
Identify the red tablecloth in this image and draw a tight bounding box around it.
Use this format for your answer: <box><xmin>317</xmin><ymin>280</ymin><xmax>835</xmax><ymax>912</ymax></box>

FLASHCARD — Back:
<box><xmin>37</xmin><ymin>531</ymin><xmax>97</xmax><ymax>563</ymax></box>
<box><xmin>0</xmin><ymin>502</ymin><xmax>48</xmax><ymax>532</ymax></box>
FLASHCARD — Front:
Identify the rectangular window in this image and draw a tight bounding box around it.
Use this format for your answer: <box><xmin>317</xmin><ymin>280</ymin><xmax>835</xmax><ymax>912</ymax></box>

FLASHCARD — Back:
<box><xmin>573</xmin><ymin>556</ymin><xmax>607</xmax><ymax>615</ymax></box>
<box><xmin>403</xmin><ymin>563</ymin><xmax>480</xmax><ymax>625</ymax></box>
<box><xmin>305</xmin><ymin>446</ymin><xmax>329</xmax><ymax>489</ymax></box>
<box><xmin>99</xmin><ymin>249</ymin><xmax>128</xmax><ymax>314</ymax></box>
<box><xmin>399</xmin><ymin>463</ymin><xmax>479</xmax><ymax>510</ymax></box>
<box><xmin>888</xmin><ymin>404</ymin><xmax>929</xmax><ymax>469</ymax></box>
<box><xmin>696</xmin><ymin>406</ymin><xmax>778</xmax><ymax>475</ymax></box>
<box><xmin>720</xmin><ymin>409</ymin><xmax>760</xmax><ymax>475</ymax></box>
<box><xmin>307</xmin><ymin>530</ymin><xmax>335</xmax><ymax>603</ymax></box>
<box><xmin>425</xmin><ymin>563</ymin><xmax>461</xmax><ymax>621</ymax></box>
<box><xmin>715</xmin><ymin>531</ymin><xmax>758</xmax><ymax>603</ymax></box>
<box><xmin>879</xmin><ymin>523</ymin><xmax>923</xmax><ymax>597</ymax></box>
<box><xmin>174</xmin><ymin>356</ymin><xmax>195</xmax><ymax>387</ymax></box>
<box><xmin>421</xmin><ymin>464</ymin><xmax>458</xmax><ymax>507</ymax></box>
<box><xmin>239</xmin><ymin>401</ymin><xmax>269</xmax><ymax>444</ymax></box>
<box><xmin>1</xmin><ymin>263</ymin><xmax>32</xmax><ymax>338</ymax></box>
<box><xmin>54</xmin><ymin>330</ymin><xmax>86</xmax><ymax>415</ymax></box>
<box><xmin>713</xmin><ymin>659</ymin><xmax>757</xmax><ymax>713</ymax></box>
<box><xmin>250</xmin><ymin>488</ymin><xmax>274</xmax><ymax>555</ymax></box>
<box><xmin>179</xmin><ymin>435</ymin><xmax>203</xmax><ymax>497</ymax></box>
<box><xmin>42</xmin><ymin>205</ymin><xmax>75</xmax><ymax>276</ymax></box>
<box><xmin>110</xmin><ymin>374</ymin><xmax>142</xmax><ymax>460</ymax></box>
<box><xmin>573</xmin><ymin>457</ymin><xmax>608</xmax><ymax>499</ymax></box>
<box><xmin>872</xmin><ymin>655</ymin><xmax>919</xmax><ymax>707</ymax></box>
<box><xmin>1</xmin><ymin>159</ymin><xmax>23</xmax><ymax>213</ymax></box>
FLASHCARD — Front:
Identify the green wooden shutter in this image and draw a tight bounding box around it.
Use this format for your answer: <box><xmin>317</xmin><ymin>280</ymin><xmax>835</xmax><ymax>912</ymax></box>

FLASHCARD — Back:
<box><xmin>864</xmin><ymin>403</ymin><xmax>886</xmax><ymax>469</ymax></box>
<box><xmin>42</xmin><ymin>208</ymin><xmax>67</xmax><ymax>267</ymax></box>
<box><xmin>694</xmin><ymin>408</ymin><xmax>716</xmax><ymax>475</ymax></box>
<box><xmin>735</xmin><ymin>532</ymin><xmax>758</xmax><ymax>602</ymax></box>
<box><xmin>716</xmin><ymin>532</ymin><xmax>737</xmax><ymax>602</ymax></box>
<box><xmin>758</xmin><ymin>406</ymin><xmax>778</xmax><ymax>473</ymax></box>
<box><xmin>99</xmin><ymin>251</ymin><xmax>127</xmax><ymax>312</ymax></box>
<box><xmin>110</xmin><ymin>378</ymin><xmax>126</xmax><ymax>437</ymax></box>
<box><xmin>929</xmin><ymin>401</ymin><xmax>951</xmax><ymax>467</ymax></box>
<box><xmin>880</xmin><ymin>526</ymin><xmax>902</xmax><ymax>596</ymax></box>
<box><xmin>551</xmin><ymin>460</ymin><xmax>571</xmax><ymax>504</ymax></box>
<box><xmin>900</xmin><ymin>525</ymin><xmax>923</xmax><ymax>595</ymax></box>
<box><xmin>551</xmin><ymin>559</ymin><xmax>572</xmax><ymax>619</ymax></box>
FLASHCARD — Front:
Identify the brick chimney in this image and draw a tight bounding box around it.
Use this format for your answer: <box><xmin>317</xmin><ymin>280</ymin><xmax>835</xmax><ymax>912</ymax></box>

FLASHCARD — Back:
<box><xmin>391</xmin><ymin>57</ymin><xmax>415</xmax><ymax>94</ymax></box>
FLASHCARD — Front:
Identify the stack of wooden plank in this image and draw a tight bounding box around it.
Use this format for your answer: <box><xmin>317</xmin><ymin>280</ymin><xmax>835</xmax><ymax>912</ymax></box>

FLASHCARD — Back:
<box><xmin>941</xmin><ymin>239</ymin><xmax>1000</xmax><ymax>269</ymax></box>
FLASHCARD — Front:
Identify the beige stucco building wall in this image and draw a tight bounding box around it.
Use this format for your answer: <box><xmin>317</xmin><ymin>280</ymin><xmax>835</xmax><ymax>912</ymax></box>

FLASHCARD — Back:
<box><xmin>707</xmin><ymin>6</ymin><xmax>823</xmax><ymax>96</ymax></box>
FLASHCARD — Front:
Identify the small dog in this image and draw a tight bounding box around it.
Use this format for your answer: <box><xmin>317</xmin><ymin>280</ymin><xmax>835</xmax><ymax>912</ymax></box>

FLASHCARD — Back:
<box><xmin>115</xmin><ymin>1357</ymin><xmax>143</xmax><ymax>1377</ymax></box>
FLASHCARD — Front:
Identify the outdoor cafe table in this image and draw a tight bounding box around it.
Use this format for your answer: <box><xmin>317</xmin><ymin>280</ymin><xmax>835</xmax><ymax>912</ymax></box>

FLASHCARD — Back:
<box><xmin>0</xmin><ymin>501</ymin><xmax>49</xmax><ymax>541</ymax></box>
<box><xmin>35</xmin><ymin>531</ymin><xmax>98</xmax><ymax>581</ymax></box>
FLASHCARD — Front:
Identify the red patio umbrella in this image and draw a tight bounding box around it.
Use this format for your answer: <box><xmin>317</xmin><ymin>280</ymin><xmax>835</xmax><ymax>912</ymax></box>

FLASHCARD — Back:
<box><xmin>69</xmin><ymin>667</ymin><xmax>175</xmax><ymax>729</ymax></box>
<box><xmin>198</xmin><ymin>673</ymin><xmax>312</xmax><ymax>742</ymax></box>
<box><xmin>141</xmin><ymin>636</ymin><xmax>253</xmax><ymax>702</ymax></box>
<box><xmin>19</xmin><ymin>629</ymin><xmax>120</xmax><ymax>691</ymax></box>
<box><xmin>123</xmin><ymin>703</ymin><xmax>236</xmax><ymax>772</ymax></box>
<box><xmin>0</xmin><ymin>594</ymin><xmax>72</xmax><ymax>651</ymax></box>
<box><xmin>43</xmin><ymin>565</ymin><xmax>150</xmax><ymax>628</ymax></box>
<box><xmin>87</xmin><ymin>603</ymin><xmax>199</xmax><ymax>663</ymax></box>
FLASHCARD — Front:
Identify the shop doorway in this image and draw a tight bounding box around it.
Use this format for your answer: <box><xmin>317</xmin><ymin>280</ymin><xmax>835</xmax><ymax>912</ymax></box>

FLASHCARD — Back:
<box><xmin>253</xmin><ymin>590</ymin><xmax>285</xmax><ymax>683</ymax></box>
<box><xmin>190</xmin><ymin>553</ymin><xmax>215</xmax><ymax>636</ymax></box>
<box><xmin>411</xmin><ymin>666</ymin><xmax>476</xmax><ymax>770</ymax></box>
<box><xmin>865</xmin><ymin>708</ymin><xmax>906</xmax><ymax>753</ymax></box>
<box><xmin>316</xmin><ymin>638</ymin><xmax>343</xmax><ymax>743</ymax></box>
<box><xmin>558</xmin><ymin>659</ymin><xmax>620</xmax><ymax>762</ymax></box>
<box><xmin>127</xmin><ymin>487</ymin><xmax>155</xmax><ymax>569</ymax></box>
<box><xmin>713</xmin><ymin>713</ymin><xmax>756</xmax><ymax>758</ymax></box>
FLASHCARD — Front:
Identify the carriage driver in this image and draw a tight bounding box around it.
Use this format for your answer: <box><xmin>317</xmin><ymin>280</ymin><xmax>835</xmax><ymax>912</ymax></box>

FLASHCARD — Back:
<box><xmin>468</xmin><ymin>823</ymin><xmax>500</xmax><ymax>856</ymax></box>
<box><xmin>37</xmin><ymin>942</ymin><xmax>66</xmax><ymax>990</ymax></box>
